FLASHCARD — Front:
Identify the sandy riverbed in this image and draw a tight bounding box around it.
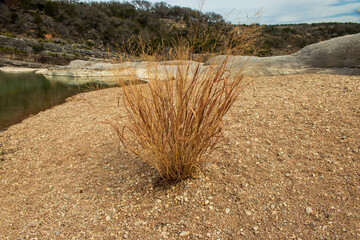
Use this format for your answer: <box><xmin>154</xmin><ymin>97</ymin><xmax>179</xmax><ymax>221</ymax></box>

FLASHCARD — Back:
<box><xmin>0</xmin><ymin>73</ymin><xmax>359</xmax><ymax>239</ymax></box>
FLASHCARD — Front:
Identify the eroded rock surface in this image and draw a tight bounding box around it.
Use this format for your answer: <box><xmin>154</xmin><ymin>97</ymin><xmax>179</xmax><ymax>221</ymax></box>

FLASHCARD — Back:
<box><xmin>207</xmin><ymin>33</ymin><xmax>360</xmax><ymax>76</ymax></box>
<box><xmin>2</xmin><ymin>33</ymin><xmax>359</xmax><ymax>83</ymax></box>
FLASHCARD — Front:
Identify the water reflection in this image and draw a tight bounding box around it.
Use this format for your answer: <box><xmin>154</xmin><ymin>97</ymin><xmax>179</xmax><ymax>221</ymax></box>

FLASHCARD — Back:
<box><xmin>0</xmin><ymin>71</ymin><xmax>111</xmax><ymax>131</ymax></box>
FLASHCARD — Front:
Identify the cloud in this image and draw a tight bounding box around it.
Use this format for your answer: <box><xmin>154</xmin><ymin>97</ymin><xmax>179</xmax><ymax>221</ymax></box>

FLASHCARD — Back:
<box><xmin>95</xmin><ymin>0</ymin><xmax>360</xmax><ymax>24</ymax></box>
<box><xmin>331</xmin><ymin>0</ymin><xmax>360</xmax><ymax>6</ymax></box>
<box><xmin>257</xmin><ymin>0</ymin><xmax>360</xmax><ymax>23</ymax></box>
<box><xmin>151</xmin><ymin>0</ymin><xmax>360</xmax><ymax>24</ymax></box>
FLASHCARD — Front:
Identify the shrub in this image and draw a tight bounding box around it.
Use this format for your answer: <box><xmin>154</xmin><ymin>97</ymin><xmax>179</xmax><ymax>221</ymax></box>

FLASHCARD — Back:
<box><xmin>0</xmin><ymin>46</ymin><xmax>26</xmax><ymax>54</ymax></box>
<box><xmin>108</xmin><ymin>19</ymin><xmax>260</xmax><ymax>182</ymax></box>
<box><xmin>86</xmin><ymin>40</ymin><xmax>95</xmax><ymax>48</ymax></box>
<box><xmin>34</xmin><ymin>13</ymin><xmax>43</xmax><ymax>25</ymax></box>
<box><xmin>44</xmin><ymin>1</ymin><xmax>59</xmax><ymax>17</ymax></box>
<box><xmin>32</xmin><ymin>42</ymin><xmax>45</xmax><ymax>53</ymax></box>
<box><xmin>0</xmin><ymin>32</ymin><xmax>16</xmax><ymax>38</ymax></box>
<box><xmin>47</xmin><ymin>52</ymin><xmax>58</xmax><ymax>57</ymax></box>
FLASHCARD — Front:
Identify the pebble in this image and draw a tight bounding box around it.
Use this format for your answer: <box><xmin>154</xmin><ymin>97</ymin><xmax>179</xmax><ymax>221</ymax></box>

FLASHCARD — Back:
<box><xmin>306</xmin><ymin>207</ymin><xmax>313</xmax><ymax>215</ymax></box>
<box><xmin>106</xmin><ymin>216</ymin><xmax>111</xmax><ymax>221</ymax></box>
<box><xmin>204</xmin><ymin>200</ymin><xmax>210</xmax><ymax>205</ymax></box>
<box><xmin>245</xmin><ymin>210</ymin><xmax>252</xmax><ymax>216</ymax></box>
<box><xmin>225</xmin><ymin>208</ymin><xmax>231</xmax><ymax>214</ymax></box>
<box><xmin>180</xmin><ymin>231</ymin><xmax>190</xmax><ymax>237</ymax></box>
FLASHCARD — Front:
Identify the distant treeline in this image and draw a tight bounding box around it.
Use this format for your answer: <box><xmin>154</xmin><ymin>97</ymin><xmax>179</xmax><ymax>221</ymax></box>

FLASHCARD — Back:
<box><xmin>0</xmin><ymin>0</ymin><xmax>359</xmax><ymax>56</ymax></box>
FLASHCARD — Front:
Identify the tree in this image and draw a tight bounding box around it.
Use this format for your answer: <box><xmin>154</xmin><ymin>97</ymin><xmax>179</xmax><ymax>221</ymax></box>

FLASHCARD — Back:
<box><xmin>132</xmin><ymin>0</ymin><xmax>151</xmax><ymax>11</ymax></box>
<box><xmin>152</xmin><ymin>2</ymin><xmax>169</xmax><ymax>18</ymax></box>
<box><xmin>44</xmin><ymin>1</ymin><xmax>59</xmax><ymax>17</ymax></box>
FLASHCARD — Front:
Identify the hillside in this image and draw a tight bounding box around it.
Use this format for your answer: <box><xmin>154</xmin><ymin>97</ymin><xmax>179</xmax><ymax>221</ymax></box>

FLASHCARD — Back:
<box><xmin>0</xmin><ymin>0</ymin><xmax>359</xmax><ymax>65</ymax></box>
<box><xmin>259</xmin><ymin>23</ymin><xmax>360</xmax><ymax>56</ymax></box>
<box><xmin>0</xmin><ymin>0</ymin><xmax>227</xmax><ymax>55</ymax></box>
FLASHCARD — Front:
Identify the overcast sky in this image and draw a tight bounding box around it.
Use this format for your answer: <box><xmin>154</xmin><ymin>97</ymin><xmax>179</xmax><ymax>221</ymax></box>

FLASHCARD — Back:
<box><xmin>146</xmin><ymin>0</ymin><xmax>360</xmax><ymax>24</ymax></box>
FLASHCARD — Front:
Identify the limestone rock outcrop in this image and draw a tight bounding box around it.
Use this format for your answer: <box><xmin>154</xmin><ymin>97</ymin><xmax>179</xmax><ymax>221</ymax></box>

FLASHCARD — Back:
<box><xmin>3</xmin><ymin>33</ymin><xmax>359</xmax><ymax>84</ymax></box>
<box><xmin>207</xmin><ymin>33</ymin><xmax>360</xmax><ymax>76</ymax></box>
<box><xmin>293</xmin><ymin>33</ymin><xmax>360</xmax><ymax>68</ymax></box>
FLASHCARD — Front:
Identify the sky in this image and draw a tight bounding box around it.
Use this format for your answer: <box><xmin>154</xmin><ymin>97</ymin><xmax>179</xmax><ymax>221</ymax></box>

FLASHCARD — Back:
<box><xmin>146</xmin><ymin>0</ymin><xmax>360</xmax><ymax>24</ymax></box>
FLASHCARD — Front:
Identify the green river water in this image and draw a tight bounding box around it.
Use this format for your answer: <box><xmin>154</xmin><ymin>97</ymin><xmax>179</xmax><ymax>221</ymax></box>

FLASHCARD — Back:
<box><xmin>0</xmin><ymin>71</ymin><xmax>108</xmax><ymax>131</ymax></box>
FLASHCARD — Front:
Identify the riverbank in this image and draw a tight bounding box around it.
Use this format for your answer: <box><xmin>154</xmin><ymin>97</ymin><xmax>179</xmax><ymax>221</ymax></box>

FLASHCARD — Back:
<box><xmin>1</xmin><ymin>33</ymin><xmax>360</xmax><ymax>85</ymax></box>
<box><xmin>0</xmin><ymin>73</ymin><xmax>359</xmax><ymax>239</ymax></box>
<box><xmin>0</xmin><ymin>67</ymin><xmax>44</xmax><ymax>73</ymax></box>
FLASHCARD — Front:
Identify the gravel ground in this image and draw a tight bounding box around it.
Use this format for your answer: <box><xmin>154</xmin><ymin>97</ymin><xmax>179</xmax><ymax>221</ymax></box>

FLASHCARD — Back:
<box><xmin>0</xmin><ymin>73</ymin><xmax>359</xmax><ymax>239</ymax></box>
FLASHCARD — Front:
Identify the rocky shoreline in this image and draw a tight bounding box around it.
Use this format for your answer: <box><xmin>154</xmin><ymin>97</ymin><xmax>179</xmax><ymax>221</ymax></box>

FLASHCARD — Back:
<box><xmin>0</xmin><ymin>35</ymin><xmax>115</xmax><ymax>63</ymax></box>
<box><xmin>1</xmin><ymin>33</ymin><xmax>359</xmax><ymax>85</ymax></box>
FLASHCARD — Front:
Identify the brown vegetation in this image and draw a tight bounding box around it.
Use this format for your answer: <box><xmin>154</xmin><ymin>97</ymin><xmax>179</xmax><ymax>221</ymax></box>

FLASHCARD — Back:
<box><xmin>110</xmin><ymin>59</ymin><xmax>246</xmax><ymax>182</ymax></box>
<box><xmin>107</xmin><ymin>18</ymin><xmax>259</xmax><ymax>182</ymax></box>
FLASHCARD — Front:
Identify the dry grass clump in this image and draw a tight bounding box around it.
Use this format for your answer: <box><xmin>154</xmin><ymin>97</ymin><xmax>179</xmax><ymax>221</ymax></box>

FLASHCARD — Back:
<box><xmin>110</xmin><ymin>18</ymin><xmax>260</xmax><ymax>182</ymax></box>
